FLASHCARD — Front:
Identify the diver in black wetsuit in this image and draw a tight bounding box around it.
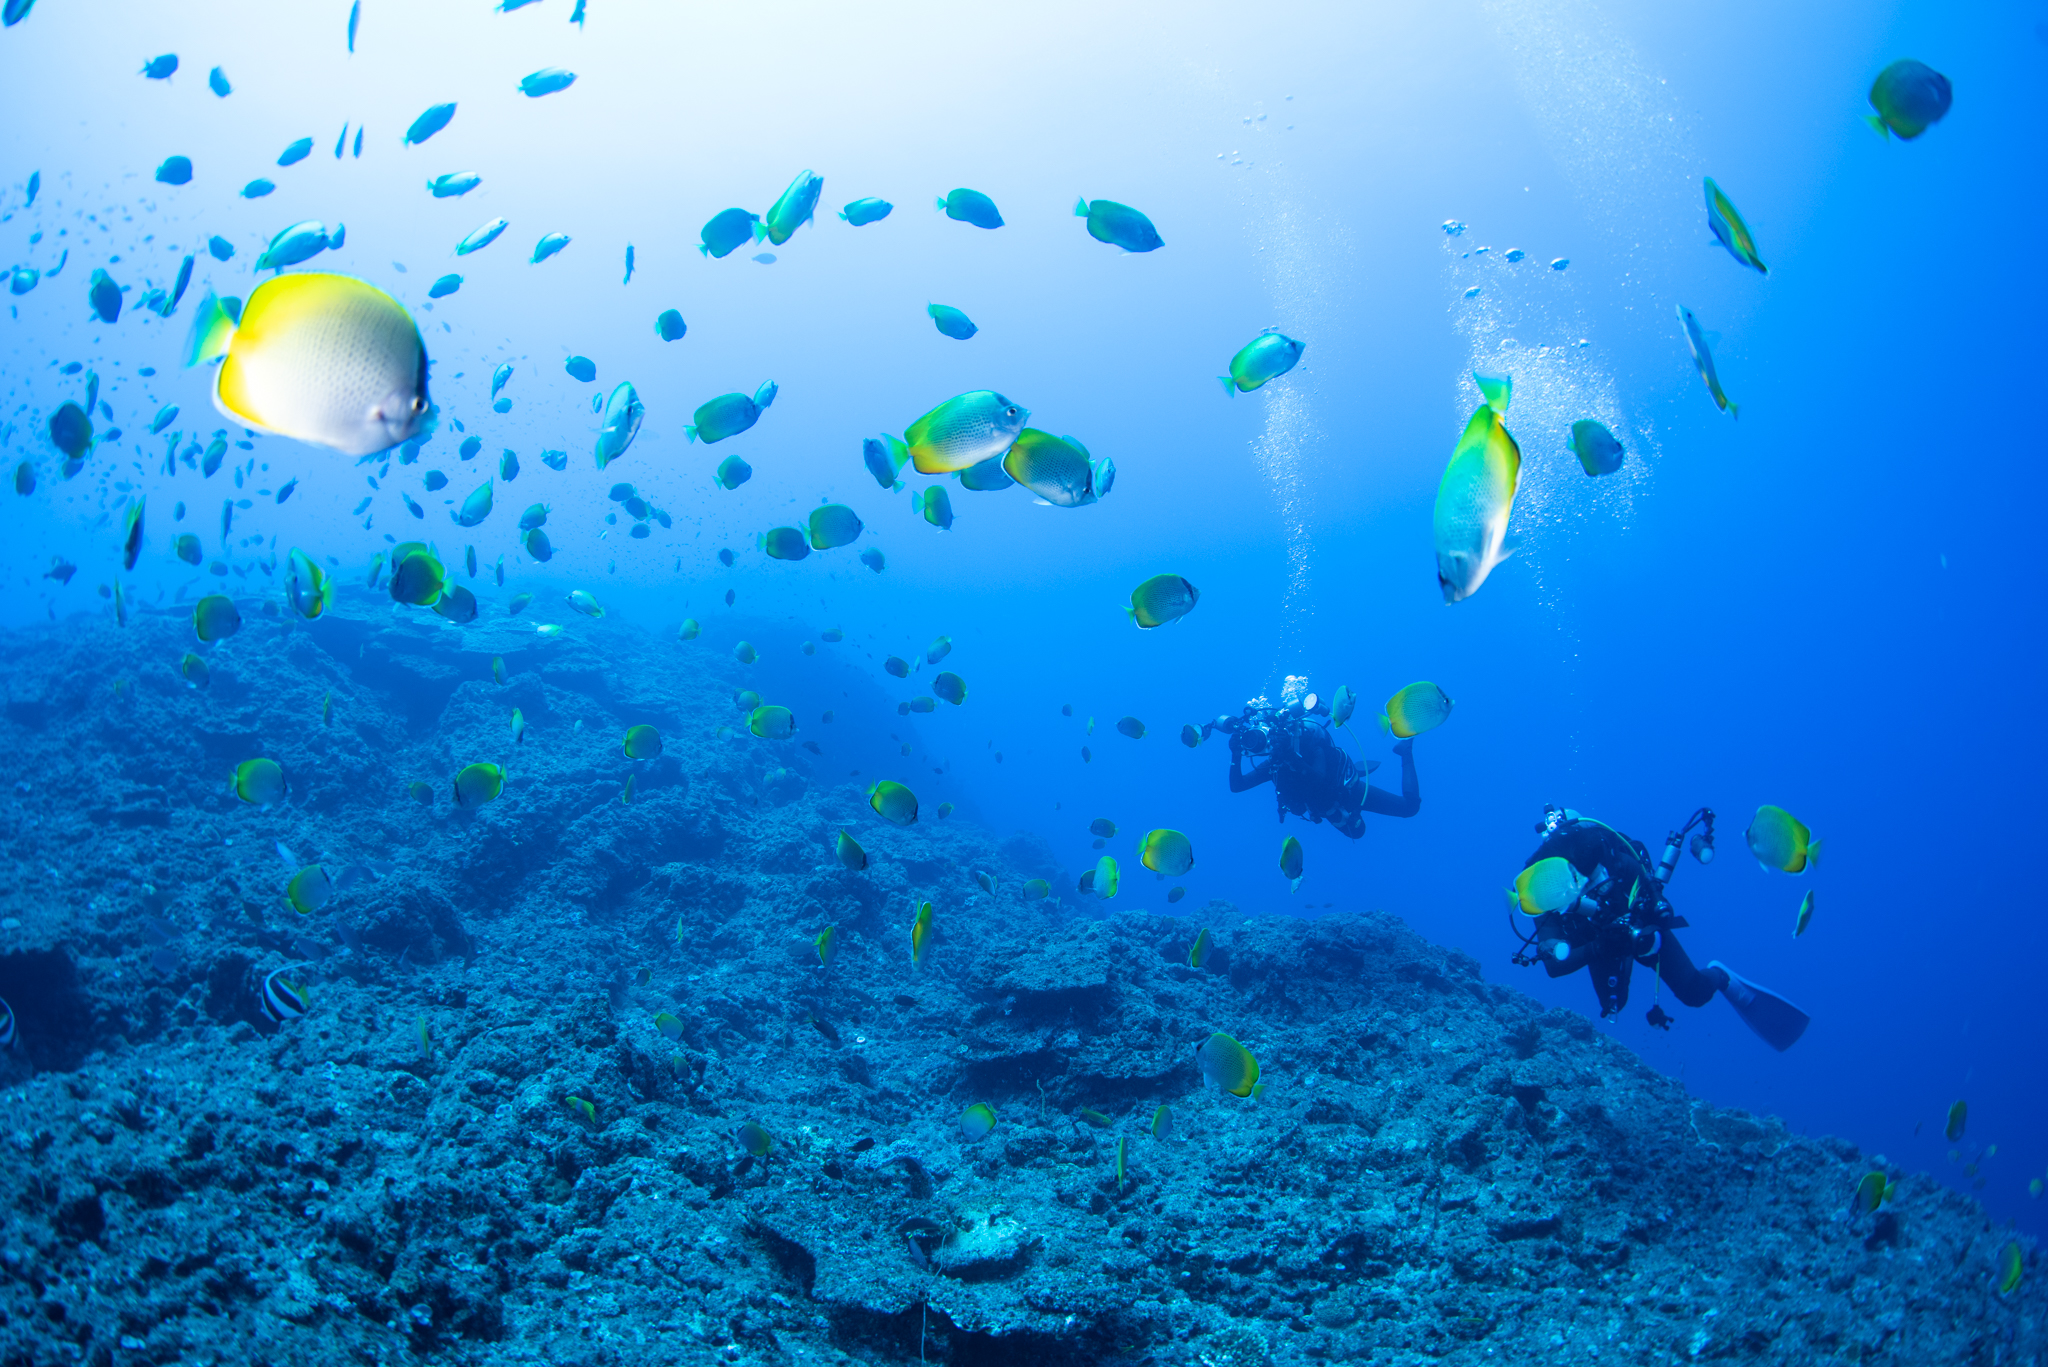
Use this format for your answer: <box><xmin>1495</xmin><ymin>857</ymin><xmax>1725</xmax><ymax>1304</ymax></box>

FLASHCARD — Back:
<box><xmin>1205</xmin><ymin>689</ymin><xmax>1419</xmax><ymax>840</ymax></box>
<box><xmin>1511</xmin><ymin>806</ymin><xmax>1811</xmax><ymax>1051</ymax></box>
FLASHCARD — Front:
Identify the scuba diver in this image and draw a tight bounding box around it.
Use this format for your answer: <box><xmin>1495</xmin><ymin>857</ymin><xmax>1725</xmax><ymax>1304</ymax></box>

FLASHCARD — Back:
<box><xmin>1204</xmin><ymin>681</ymin><xmax>1419</xmax><ymax>839</ymax></box>
<box><xmin>1509</xmin><ymin>805</ymin><xmax>1810</xmax><ymax>1051</ymax></box>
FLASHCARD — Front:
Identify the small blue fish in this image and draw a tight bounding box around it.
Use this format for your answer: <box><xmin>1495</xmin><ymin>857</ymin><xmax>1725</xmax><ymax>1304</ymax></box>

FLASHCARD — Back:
<box><xmin>277</xmin><ymin>137</ymin><xmax>314</xmax><ymax>166</ymax></box>
<box><xmin>24</xmin><ymin>170</ymin><xmax>38</xmax><ymax>206</ymax></box>
<box><xmin>155</xmin><ymin>155</ymin><xmax>192</xmax><ymax>186</ymax></box>
<box><xmin>87</xmin><ymin>268</ymin><xmax>121</xmax><ymax>323</ymax></box>
<box><xmin>1075</xmin><ymin>197</ymin><xmax>1163</xmax><ymax>252</ymax></box>
<box><xmin>938</xmin><ymin>188</ymin><xmax>1002</xmax><ymax>229</ymax></box>
<box><xmin>353</xmin><ymin>127</ymin><xmax>363</xmax><ymax>158</ymax></box>
<box><xmin>141</xmin><ymin>54</ymin><xmax>178</xmax><ymax>80</ymax></box>
<box><xmin>424</xmin><ymin>470</ymin><xmax>448</xmax><ymax>491</ymax></box>
<box><xmin>8</xmin><ymin>267</ymin><xmax>37</xmax><ymax>295</ymax></box>
<box><xmin>751</xmin><ymin>252</ymin><xmax>775</xmax><ymax>264</ymax></box>
<box><xmin>428</xmin><ymin>273</ymin><xmax>461</xmax><ymax>298</ymax></box>
<box><xmin>492</xmin><ymin>397</ymin><xmax>511</xmax><ymax>414</ymax></box>
<box><xmin>255</xmin><ymin>220</ymin><xmax>329</xmax><ymax>271</ymax></box>
<box><xmin>655</xmin><ymin>308</ymin><xmax>685</xmax><ymax>341</ymax></box>
<box><xmin>334</xmin><ymin>124</ymin><xmax>348</xmax><ymax>159</ymax></box>
<box><xmin>347</xmin><ymin>0</ymin><xmax>360</xmax><ymax>52</ymax></box>
<box><xmin>760</xmin><ymin>169</ymin><xmax>823</xmax><ymax>246</ymax></box>
<box><xmin>459</xmin><ymin>435</ymin><xmax>483</xmax><ymax>461</ymax></box>
<box><xmin>532</xmin><ymin>232</ymin><xmax>570</xmax><ymax>263</ymax></box>
<box><xmin>150</xmin><ymin>404</ymin><xmax>179</xmax><ymax>435</ymax></box>
<box><xmin>519</xmin><ymin>68</ymin><xmax>576</xmax><ymax>98</ymax></box>
<box><xmin>623</xmin><ymin>244</ymin><xmax>634</xmax><ymax>285</ymax></box>
<box><xmin>456</xmin><ymin>218</ymin><xmax>508</xmax><ymax>255</ymax></box>
<box><xmin>1676</xmin><ymin>304</ymin><xmax>1738</xmax><ymax>418</ymax></box>
<box><xmin>161</xmin><ymin>254</ymin><xmax>193</xmax><ymax>316</ymax></box>
<box><xmin>404</xmin><ymin>102</ymin><xmax>456</xmax><ymax>146</ymax></box>
<box><xmin>207</xmin><ymin>235</ymin><xmax>235</xmax><ymax>261</ymax></box>
<box><xmin>491</xmin><ymin>363</ymin><xmax>513</xmax><ymax>398</ymax></box>
<box><xmin>208</xmin><ymin>66</ymin><xmax>231</xmax><ymax>96</ymax></box>
<box><xmin>839</xmin><ymin>197</ymin><xmax>893</xmax><ymax>226</ymax></box>
<box><xmin>427</xmin><ymin>172</ymin><xmax>481</xmax><ymax>198</ymax></box>
<box><xmin>241</xmin><ymin>178</ymin><xmax>275</xmax><ymax>199</ymax></box>
<box><xmin>564</xmin><ymin>356</ymin><xmax>596</xmax><ymax>382</ymax></box>
<box><xmin>685</xmin><ymin>381</ymin><xmax>776</xmax><ymax>444</ymax></box>
<box><xmin>860</xmin><ymin>547</ymin><xmax>885</xmax><ymax>573</ymax></box>
<box><xmin>928</xmin><ymin>303</ymin><xmax>977</xmax><ymax>340</ymax></box>
<box><xmin>276</xmin><ymin>478</ymin><xmax>298</xmax><ymax>504</ymax></box>
<box><xmin>700</xmin><ymin>208</ymin><xmax>760</xmax><ymax>259</ymax></box>
<box><xmin>570</xmin><ymin>0</ymin><xmax>586</xmax><ymax>24</ymax></box>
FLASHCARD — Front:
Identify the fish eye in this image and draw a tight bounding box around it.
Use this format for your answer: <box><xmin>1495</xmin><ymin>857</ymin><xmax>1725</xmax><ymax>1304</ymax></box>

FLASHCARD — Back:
<box><xmin>1005</xmin><ymin>407</ymin><xmax>1019</xmax><ymax>418</ymax></box>
<box><xmin>410</xmin><ymin>397</ymin><xmax>427</xmax><ymax>414</ymax></box>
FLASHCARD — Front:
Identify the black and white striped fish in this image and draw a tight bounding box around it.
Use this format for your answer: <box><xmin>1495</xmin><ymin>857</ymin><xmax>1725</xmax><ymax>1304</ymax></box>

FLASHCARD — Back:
<box><xmin>259</xmin><ymin>970</ymin><xmax>309</xmax><ymax>1024</ymax></box>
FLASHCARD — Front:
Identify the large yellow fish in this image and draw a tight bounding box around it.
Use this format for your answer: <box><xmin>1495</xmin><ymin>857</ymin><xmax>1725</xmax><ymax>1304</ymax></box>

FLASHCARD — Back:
<box><xmin>185</xmin><ymin>274</ymin><xmax>430</xmax><ymax>457</ymax></box>
<box><xmin>1432</xmin><ymin>377</ymin><xmax>1521</xmax><ymax>603</ymax></box>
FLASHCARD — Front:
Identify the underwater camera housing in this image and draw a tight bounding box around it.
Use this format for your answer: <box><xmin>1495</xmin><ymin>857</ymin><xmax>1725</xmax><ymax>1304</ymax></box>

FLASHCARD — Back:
<box><xmin>1659</xmin><ymin>807</ymin><xmax>1717</xmax><ymax>881</ymax></box>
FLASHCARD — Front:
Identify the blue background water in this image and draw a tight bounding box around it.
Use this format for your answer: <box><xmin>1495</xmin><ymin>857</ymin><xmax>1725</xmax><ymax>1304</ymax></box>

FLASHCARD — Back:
<box><xmin>1</xmin><ymin>0</ymin><xmax>2042</xmax><ymax>1236</ymax></box>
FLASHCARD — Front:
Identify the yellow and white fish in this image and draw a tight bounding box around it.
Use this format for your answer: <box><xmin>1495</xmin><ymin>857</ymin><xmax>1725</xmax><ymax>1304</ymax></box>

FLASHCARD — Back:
<box><xmin>185</xmin><ymin>273</ymin><xmax>431</xmax><ymax>457</ymax></box>
<box><xmin>1432</xmin><ymin>374</ymin><xmax>1521</xmax><ymax>603</ymax></box>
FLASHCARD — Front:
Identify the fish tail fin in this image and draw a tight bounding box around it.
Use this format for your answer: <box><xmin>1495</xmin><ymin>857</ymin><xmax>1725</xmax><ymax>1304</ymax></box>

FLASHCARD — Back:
<box><xmin>934</xmin><ymin>196</ymin><xmax>947</xmax><ymax>212</ymax></box>
<box><xmin>1074</xmin><ymin>196</ymin><xmax>1089</xmax><ymax>217</ymax></box>
<box><xmin>836</xmin><ymin>210</ymin><xmax>848</xmax><ymax>222</ymax></box>
<box><xmin>1379</xmin><ymin>713</ymin><xmax>1392</xmax><ymax>736</ymax></box>
<box><xmin>1807</xmin><ymin>838</ymin><xmax>1822</xmax><ymax>869</ymax></box>
<box><xmin>1217</xmin><ymin>376</ymin><xmax>1235</xmax><ymax>396</ymax></box>
<box><xmin>684</xmin><ymin>426</ymin><xmax>697</xmax><ymax>444</ymax></box>
<box><xmin>1862</xmin><ymin>113</ymin><xmax>1890</xmax><ymax>140</ymax></box>
<box><xmin>183</xmin><ymin>291</ymin><xmax>237</xmax><ymax>368</ymax></box>
<box><xmin>1289</xmin><ymin>877</ymin><xmax>1302</xmax><ymax>894</ymax></box>
<box><xmin>1727</xmin><ymin>399</ymin><xmax>1741</xmax><ymax>421</ymax></box>
<box><xmin>696</xmin><ymin>243</ymin><xmax>709</xmax><ymax>257</ymax></box>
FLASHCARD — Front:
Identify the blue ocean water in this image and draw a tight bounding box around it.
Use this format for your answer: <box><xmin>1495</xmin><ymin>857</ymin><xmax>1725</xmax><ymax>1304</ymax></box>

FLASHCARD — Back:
<box><xmin>0</xmin><ymin>0</ymin><xmax>2040</xmax><ymax>1259</ymax></box>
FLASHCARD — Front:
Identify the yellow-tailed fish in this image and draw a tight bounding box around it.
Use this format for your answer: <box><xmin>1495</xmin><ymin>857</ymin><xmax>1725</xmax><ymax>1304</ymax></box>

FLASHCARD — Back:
<box><xmin>1998</xmin><ymin>1241</ymin><xmax>2023</xmax><ymax>1295</ymax></box>
<box><xmin>1196</xmin><ymin>1032</ymin><xmax>1259</xmax><ymax>1097</ymax></box>
<box><xmin>259</xmin><ymin>969</ymin><xmax>310</xmax><ymax>1024</ymax></box>
<box><xmin>321</xmin><ymin>691</ymin><xmax>332</xmax><ymax>725</ymax></box>
<box><xmin>1433</xmin><ymin>378</ymin><xmax>1521</xmax><ymax>603</ymax></box>
<box><xmin>1189</xmin><ymin>927</ymin><xmax>1212</xmax><ymax>968</ymax></box>
<box><xmin>491</xmin><ymin>655</ymin><xmax>506</xmax><ymax>685</ymax></box>
<box><xmin>936</xmin><ymin>801</ymin><xmax>953</xmax><ymax>818</ymax></box>
<box><xmin>1115</xmin><ymin>1135</ymin><xmax>1127</xmax><ymax>1190</ymax></box>
<box><xmin>286</xmin><ymin>864</ymin><xmax>332</xmax><ymax>915</ymax></box>
<box><xmin>285</xmin><ymin>548</ymin><xmax>330</xmax><ymax>619</ymax></box>
<box><xmin>975</xmin><ymin>870</ymin><xmax>996</xmax><ymax>895</ymax></box>
<box><xmin>1381</xmin><ymin>682</ymin><xmax>1452</xmax><ymax>738</ymax></box>
<box><xmin>925</xmin><ymin>634</ymin><xmax>953</xmax><ymax>664</ymax></box>
<box><xmin>679</xmin><ymin>619</ymin><xmax>701</xmax><ymax>640</ymax></box>
<box><xmin>431</xmin><ymin>585</ymin><xmax>477</xmax><ymax>623</ymax></box>
<box><xmin>1151</xmin><ymin>1105</ymin><xmax>1172</xmax><ymax>1140</ymax></box>
<box><xmin>623</xmin><ymin>724</ymin><xmax>662</xmax><ymax>759</ymax></box>
<box><xmin>1167</xmin><ymin>887</ymin><xmax>1186</xmax><ymax>903</ymax></box>
<box><xmin>1676</xmin><ymin>304</ymin><xmax>1738</xmax><ymax>418</ymax></box>
<box><xmin>1745</xmin><ymin>805</ymin><xmax>1821</xmax><ymax>874</ymax></box>
<box><xmin>193</xmin><ymin>593</ymin><xmax>241</xmax><ymax>642</ymax></box>
<box><xmin>1568</xmin><ymin>420</ymin><xmax>1626</xmax><ymax>477</ymax></box>
<box><xmin>836</xmin><ymin>830</ymin><xmax>867</xmax><ymax>871</ymax></box>
<box><xmin>408</xmin><ymin>780</ymin><xmax>433</xmax><ymax>805</ymax></box>
<box><xmin>931</xmin><ymin>672</ymin><xmax>967</xmax><ymax>706</ymax></box>
<box><xmin>184</xmin><ymin>275</ymin><xmax>430</xmax><ymax>457</ymax></box>
<box><xmin>620</xmin><ymin>772</ymin><xmax>636</xmax><ymax>805</ymax></box>
<box><xmin>1089</xmin><ymin>817</ymin><xmax>1117</xmax><ymax>838</ymax></box>
<box><xmin>1129</xmin><ymin>574</ymin><xmax>1199</xmax><ymax>629</ymax></box>
<box><xmin>1180</xmin><ymin>724</ymin><xmax>1201</xmax><ymax>748</ymax></box>
<box><xmin>1852</xmin><ymin>1171</ymin><xmax>1890</xmax><ymax>1215</ymax></box>
<box><xmin>1220</xmin><ymin>331</ymin><xmax>1304</xmax><ymax>394</ymax></box>
<box><xmin>903</xmin><ymin>390</ymin><xmax>1029</xmax><ymax>474</ymax></box>
<box><xmin>814</xmin><ymin>926</ymin><xmax>835</xmax><ymax>967</ymax></box>
<box><xmin>1023</xmin><ymin>878</ymin><xmax>1049</xmax><ymax>900</ymax></box>
<box><xmin>911</xmin><ymin>900</ymin><xmax>933</xmax><ymax>968</ymax></box>
<box><xmin>1001</xmin><ymin>428</ymin><xmax>1102</xmax><ymax>507</ymax></box>
<box><xmin>1866</xmin><ymin>60</ymin><xmax>1952</xmax><ymax>141</ymax></box>
<box><xmin>734</xmin><ymin>641</ymin><xmax>758</xmax><ymax>664</ymax></box>
<box><xmin>1139</xmin><ymin>829</ymin><xmax>1194</xmax><ymax>876</ymax></box>
<box><xmin>1704</xmin><ymin>178</ymin><xmax>1767</xmax><ymax>275</ymax></box>
<box><xmin>1279</xmin><ymin>836</ymin><xmax>1303</xmax><ymax>892</ymax></box>
<box><xmin>1946</xmin><ymin>1100</ymin><xmax>1967</xmax><ymax>1142</ymax></box>
<box><xmin>1793</xmin><ymin>889</ymin><xmax>1815</xmax><ymax>938</ymax></box>
<box><xmin>653</xmin><ymin>1011</ymin><xmax>686</xmax><ymax>1041</ymax></box>
<box><xmin>807</xmin><ymin>503</ymin><xmax>863</xmax><ymax>550</ymax></box>
<box><xmin>1515</xmin><ymin>856</ymin><xmax>1586</xmax><ymax>915</ymax></box>
<box><xmin>959</xmin><ymin>1103</ymin><xmax>996</xmax><ymax>1140</ymax></box>
<box><xmin>179</xmin><ymin>653</ymin><xmax>210</xmax><ymax>688</ymax></box>
<box><xmin>568</xmin><ymin>589</ymin><xmax>604</xmax><ymax>618</ymax></box>
<box><xmin>452</xmin><ymin>762</ymin><xmax>504</xmax><ymax>808</ymax></box>
<box><xmin>235</xmin><ymin>757</ymin><xmax>285</xmax><ymax>805</ymax></box>
<box><xmin>868</xmin><ymin>779</ymin><xmax>917</xmax><ymax>825</ymax></box>
<box><xmin>734</xmin><ymin>1122</ymin><xmax>773</xmax><ymax>1158</ymax></box>
<box><xmin>1094</xmin><ymin>854</ymin><xmax>1120</xmax><ymax>899</ymax></box>
<box><xmin>1116</xmin><ymin>717</ymin><xmax>1146</xmax><ymax>740</ymax></box>
<box><xmin>389</xmin><ymin>549</ymin><xmax>444</xmax><ymax>606</ymax></box>
<box><xmin>511</xmin><ymin>708</ymin><xmax>526</xmax><ymax>743</ymax></box>
<box><xmin>749</xmin><ymin>705</ymin><xmax>795</xmax><ymax>739</ymax></box>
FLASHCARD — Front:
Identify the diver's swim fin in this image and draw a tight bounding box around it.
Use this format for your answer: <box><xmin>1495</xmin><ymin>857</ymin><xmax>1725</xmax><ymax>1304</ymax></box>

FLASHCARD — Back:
<box><xmin>1710</xmin><ymin>960</ymin><xmax>1810</xmax><ymax>1052</ymax></box>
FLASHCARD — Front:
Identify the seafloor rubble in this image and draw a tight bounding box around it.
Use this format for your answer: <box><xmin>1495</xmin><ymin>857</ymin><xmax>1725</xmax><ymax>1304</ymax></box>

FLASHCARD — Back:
<box><xmin>0</xmin><ymin>590</ymin><xmax>2035</xmax><ymax>1367</ymax></box>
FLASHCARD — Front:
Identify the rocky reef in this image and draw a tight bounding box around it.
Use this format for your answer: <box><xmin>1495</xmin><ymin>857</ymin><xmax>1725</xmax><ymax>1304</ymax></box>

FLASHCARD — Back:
<box><xmin>0</xmin><ymin>591</ymin><xmax>2036</xmax><ymax>1366</ymax></box>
